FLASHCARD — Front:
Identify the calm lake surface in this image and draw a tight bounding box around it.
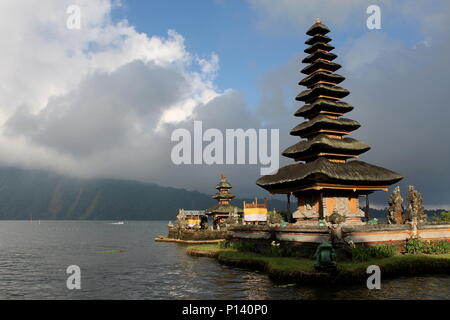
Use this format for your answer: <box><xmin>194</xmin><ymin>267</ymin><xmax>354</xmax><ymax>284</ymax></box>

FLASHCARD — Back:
<box><xmin>0</xmin><ymin>221</ymin><xmax>448</xmax><ymax>300</ymax></box>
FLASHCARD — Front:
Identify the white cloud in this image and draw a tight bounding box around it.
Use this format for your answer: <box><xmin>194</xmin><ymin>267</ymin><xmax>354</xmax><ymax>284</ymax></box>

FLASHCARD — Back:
<box><xmin>341</xmin><ymin>32</ymin><xmax>403</xmax><ymax>74</ymax></box>
<box><xmin>0</xmin><ymin>0</ymin><xmax>226</xmax><ymax>180</ymax></box>
<box><xmin>248</xmin><ymin>0</ymin><xmax>391</xmax><ymax>32</ymax></box>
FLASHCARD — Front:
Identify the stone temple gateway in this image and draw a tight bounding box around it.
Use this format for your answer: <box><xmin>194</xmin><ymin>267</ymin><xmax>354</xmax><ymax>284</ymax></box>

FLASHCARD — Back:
<box><xmin>256</xmin><ymin>19</ymin><xmax>403</xmax><ymax>225</ymax></box>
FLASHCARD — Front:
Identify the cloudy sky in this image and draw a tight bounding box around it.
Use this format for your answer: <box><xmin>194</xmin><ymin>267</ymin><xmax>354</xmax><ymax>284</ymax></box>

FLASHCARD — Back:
<box><xmin>0</xmin><ymin>0</ymin><xmax>449</xmax><ymax>207</ymax></box>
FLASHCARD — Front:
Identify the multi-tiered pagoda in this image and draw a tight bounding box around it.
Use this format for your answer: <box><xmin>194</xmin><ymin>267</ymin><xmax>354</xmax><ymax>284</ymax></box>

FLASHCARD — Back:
<box><xmin>206</xmin><ymin>175</ymin><xmax>241</xmax><ymax>228</ymax></box>
<box><xmin>257</xmin><ymin>19</ymin><xmax>403</xmax><ymax>225</ymax></box>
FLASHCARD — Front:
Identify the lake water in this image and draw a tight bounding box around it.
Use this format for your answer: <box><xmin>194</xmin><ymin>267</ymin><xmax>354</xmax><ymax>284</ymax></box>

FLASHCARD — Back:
<box><xmin>0</xmin><ymin>221</ymin><xmax>448</xmax><ymax>300</ymax></box>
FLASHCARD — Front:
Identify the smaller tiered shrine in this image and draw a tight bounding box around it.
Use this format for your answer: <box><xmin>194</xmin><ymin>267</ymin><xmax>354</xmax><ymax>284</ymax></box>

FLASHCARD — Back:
<box><xmin>206</xmin><ymin>175</ymin><xmax>241</xmax><ymax>228</ymax></box>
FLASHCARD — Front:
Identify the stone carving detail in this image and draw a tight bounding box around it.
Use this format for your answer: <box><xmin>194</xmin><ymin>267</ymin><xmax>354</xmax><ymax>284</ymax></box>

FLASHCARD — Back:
<box><xmin>293</xmin><ymin>203</ymin><xmax>317</xmax><ymax>220</ymax></box>
<box><xmin>405</xmin><ymin>185</ymin><xmax>427</xmax><ymax>224</ymax></box>
<box><xmin>327</xmin><ymin>209</ymin><xmax>346</xmax><ymax>225</ymax></box>
<box><xmin>388</xmin><ymin>186</ymin><xmax>405</xmax><ymax>224</ymax></box>
<box><xmin>300</xmin><ymin>206</ymin><xmax>318</xmax><ymax>219</ymax></box>
<box><xmin>335</xmin><ymin>197</ymin><xmax>349</xmax><ymax>214</ymax></box>
<box><xmin>225</xmin><ymin>208</ymin><xmax>240</xmax><ymax>226</ymax></box>
<box><xmin>176</xmin><ymin>209</ymin><xmax>187</xmax><ymax>229</ymax></box>
<box><xmin>330</xmin><ymin>225</ymin><xmax>344</xmax><ymax>245</ymax></box>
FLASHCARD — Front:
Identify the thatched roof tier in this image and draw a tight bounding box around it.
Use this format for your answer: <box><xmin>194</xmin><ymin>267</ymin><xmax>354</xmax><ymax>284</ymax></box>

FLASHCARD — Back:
<box><xmin>301</xmin><ymin>60</ymin><xmax>340</xmax><ymax>75</ymax></box>
<box><xmin>302</xmin><ymin>50</ymin><xmax>337</xmax><ymax>64</ymax></box>
<box><xmin>304</xmin><ymin>42</ymin><xmax>335</xmax><ymax>54</ymax></box>
<box><xmin>296</xmin><ymin>84</ymin><xmax>349</xmax><ymax>102</ymax></box>
<box><xmin>213</xmin><ymin>192</ymin><xmax>235</xmax><ymax>200</ymax></box>
<box><xmin>206</xmin><ymin>204</ymin><xmax>241</xmax><ymax>216</ymax></box>
<box><xmin>305</xmin><ymin>34</ymin><xmax>331</xmax><ymax>45</ymax></box>
<box><xmin>295</xmin><ymin>99</ymin><xmax>353</xmax><ymax>118</ymax></box>
<box><xmin>282</xmin><ymin>135</ymin><xmax>370</xmax><ymax>160</ymax></box>
<box><xmin>256</xmin><ymin>158</ymin><xmax>403</xmax><ymax>194</ymax></box>
<box><xmin>299</xmin><ymin>71</ymin><xmax>345</xmax><ymax>87</ymax></box>
<box><xmin>290</xmin><ymin>115</ymin><xmax>360</xmax><ymax>137</ymax></box>
<box><xmin>306</xmin><ymin>20</ymin><xmax>331</xmax><ymax>36</ymax></box>
<box><xmin>215</xmin><ymin>175</ymin><xmax>232</xmax><ymax>189</ymax></box>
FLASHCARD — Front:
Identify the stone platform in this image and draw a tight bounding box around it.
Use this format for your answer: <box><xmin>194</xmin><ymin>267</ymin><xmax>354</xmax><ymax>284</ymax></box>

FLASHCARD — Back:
<box><xmin>228</xmin><ymin>223</ymin><xmax>450</xmax><ymax>248</ymax></box>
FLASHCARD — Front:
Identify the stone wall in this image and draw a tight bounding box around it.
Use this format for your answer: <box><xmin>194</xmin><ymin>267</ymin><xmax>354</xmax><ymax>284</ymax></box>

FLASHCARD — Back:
<box><xmin>167</xmin><ymin>227</ymin><xmax>227</xmax><ymax>241</ymax></box>
<box><xmin>227</xmin><ymin>225</ymin><xmax>331</xmax><ymax>257</ymax></box>
<box><xmin>342</xmin><ymin>223</ymin><xmax>450</xmax><ymax>245</ymax></box>
<box><xmin>228</xmin><ymin>223</ymin><xmax>450</xmax><ymax>249</ymax></box>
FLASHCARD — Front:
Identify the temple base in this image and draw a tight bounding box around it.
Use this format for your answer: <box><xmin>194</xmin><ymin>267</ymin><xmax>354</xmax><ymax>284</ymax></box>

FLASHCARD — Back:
<box><xmin>291</xmin><ymin>190</ymin><xmax>368</xmax><ymax>225</ymax></box>
<box><xmin>293</xmin><ymin>215</ymin><xmax>365</xmax><ymax>226</ymax></box>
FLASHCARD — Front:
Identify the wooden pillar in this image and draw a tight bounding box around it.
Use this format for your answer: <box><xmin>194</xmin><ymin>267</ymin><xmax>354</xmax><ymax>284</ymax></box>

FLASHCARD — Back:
<box><xmin>365</xmin><ymin>194</ymin><xmax>370</xmax><ymax>221</ymax></box>
<box><xmin>319</xmin><ymin>192</ymin><xmax>324</xmax><ymax>220</ymax></box>
<box><xmin>287</xmin><ymin>193</ymin><xmax>291</xmax><ymax>223</ymax></box>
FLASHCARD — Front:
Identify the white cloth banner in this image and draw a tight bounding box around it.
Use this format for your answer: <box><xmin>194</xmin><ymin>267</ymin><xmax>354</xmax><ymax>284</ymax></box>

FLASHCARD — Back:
<box><xmin>244</xmin><ymin>213</ymin><xmax>267</xmax><ymax>222</ymax></box>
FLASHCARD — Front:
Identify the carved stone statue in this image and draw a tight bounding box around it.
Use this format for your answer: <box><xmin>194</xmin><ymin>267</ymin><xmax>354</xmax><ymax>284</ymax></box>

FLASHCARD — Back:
<box><xmin>387</xmin><ymin>186</ymin><xmax>405</xmax><ymax>224</ymax></box>
<box><xmin>314</xmin><ymin>242</ymin><xmax>337</xmax><ymax>272</ymax></box>
<box><xmin>267</xmin><ymin>210</ymin><xmax>283</xmax><ymax>225</ymax></box>
<box><xmin>327</xmin><ymin>209</ymin><xmax>346</xmax><ymax>225</ymax></box>
<box><xmin>225</xmin><ymin>208</ymin><xmax>240</xmax><ymax>226</ymax></box>
<box><xmin>176</xmin><ymin>209</ymin><xmax>187</xmax><ymax>229</ymax></box>
<box><xmin>405</xmin><ymin>185</ymin><xmax>427</xmax><ymax>224</ymax></box>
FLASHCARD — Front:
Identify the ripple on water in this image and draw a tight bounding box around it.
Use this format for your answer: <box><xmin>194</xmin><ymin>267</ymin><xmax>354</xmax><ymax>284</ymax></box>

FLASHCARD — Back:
<box><xmin>0</xmin><ymin>221</ymin><xmax>449</xmax><ymax>299</ymax></box>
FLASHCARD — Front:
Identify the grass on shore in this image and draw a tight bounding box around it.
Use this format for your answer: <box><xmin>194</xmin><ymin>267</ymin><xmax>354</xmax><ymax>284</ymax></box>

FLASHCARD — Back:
<box><xmin>219</xmin><ymin>250</ymin><xmax>316</xmax><ymax>272</ymax></box>
<box><xmin>186</xmin><ymin>244</ymin><xmax>450</xmax><ymax>279</ymax></box>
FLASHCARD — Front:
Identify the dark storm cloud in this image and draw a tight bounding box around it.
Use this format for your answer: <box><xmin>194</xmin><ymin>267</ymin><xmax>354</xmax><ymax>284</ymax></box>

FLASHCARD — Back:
<box><xmin>342</xmin><ymin>32</ymin><xmax>450</xmax><ymax>206</ymax></box>
<box><xmin>252</xmin><ymin>30</ymin><xmax>450</xmax><ymax>207</ymax></box>
<box><xmin>5</xmin><ymin>61</ymin><xmax>186</xmax><ymax>156</ymax></box>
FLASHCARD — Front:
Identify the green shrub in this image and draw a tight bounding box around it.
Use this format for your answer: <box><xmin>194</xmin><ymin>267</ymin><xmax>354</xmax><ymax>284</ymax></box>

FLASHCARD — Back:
<box><xmin>407</xmin><ymin>239</ymin><xmax>450</xmax><ymax>254</ymax></box>
<box><xmin>231</xmin><ymin>240</ymin><xmax>256</xmax><ymax>252</ymax></box>
<box><xmin>405</xmin><ymin>238</ymin><xmax>424</xmax><ymax>254</ymax></box>
<box><xmin>434</xmin><ymin>211</ymin><xmax>450</xmax><ymax>223</ymax></box>
<box><xmin>277</xmin><ymin>211</ymin><xmax>289</xmax><ymax>222</ymax></box>
<box><xmin>230</xmin><ymin>240</ymin><xmax>303</xmax><ymax>258</ymax></box>
<box><xmin>218</xmin><ymin>240</ymin><xmax>230</xmax><ymax>249</ymax></box>
<box><xmin>428</xmin><ymin>241</ymin><xmax>450</xmax><ymax>254</ymax></box>
<box><xmin>267</xmin><ymin>210</ymin><xmax>284</xmax><ymax>224</ymax></box>
<box><xmin>351</xmin><ymin>246</ymin><xmax>372</xmax><ymax>261</ymax></box>
<box><xmin>372</xmin><ymin>244</ymin><xmax>396</xmax><ymax>257</ymax></box>
<box><xmin>269</xmin><ymin>246</ymin><xmax>283</xmax><ymax>257</ymax></box>
<box><xmin>259</xmin><ymin>245</ymin><xmax>291</xmax><ymax>257</ymax></box>
<box><xmin>351</xmin><ymin>244</ymin><xmax>396</xmax><ymax>261</ymax></box>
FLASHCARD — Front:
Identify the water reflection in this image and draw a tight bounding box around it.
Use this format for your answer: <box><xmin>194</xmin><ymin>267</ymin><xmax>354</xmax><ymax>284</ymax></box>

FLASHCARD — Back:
<box><xmin>0</xmin><ymin>221</ymin><xmax>448</xmax><ymax>299</ymax></box>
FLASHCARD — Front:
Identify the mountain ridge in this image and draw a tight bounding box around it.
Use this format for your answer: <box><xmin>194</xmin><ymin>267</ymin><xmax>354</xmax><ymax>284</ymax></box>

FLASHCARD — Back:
<box><xmin>0</xmin><ymin>166</ymin><xmax>287</xmax><ymax>220</ymax></box>
<box><xmin>0</xmin><ymin>166</ymin><xmax>444</xmax><ymax>221</ymax></box>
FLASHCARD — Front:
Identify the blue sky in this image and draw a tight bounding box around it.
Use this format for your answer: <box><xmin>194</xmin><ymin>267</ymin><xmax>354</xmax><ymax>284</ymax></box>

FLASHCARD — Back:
<box><xmin>112</xmin><ymin>0</ymin><xmax>290</xmax><ymax>107</ymax></box>
<box><xmin>111</xmin><ymin>0</ymin><xmax>423</xmax><ymax>109</ymax></box>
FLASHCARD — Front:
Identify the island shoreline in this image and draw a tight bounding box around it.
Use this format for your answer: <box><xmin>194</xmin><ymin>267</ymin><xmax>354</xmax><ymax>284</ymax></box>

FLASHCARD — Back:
<box><xmin>186</xmin><ymin>245</ymin><xmax>450</xmax><ymax>285</ymax></box>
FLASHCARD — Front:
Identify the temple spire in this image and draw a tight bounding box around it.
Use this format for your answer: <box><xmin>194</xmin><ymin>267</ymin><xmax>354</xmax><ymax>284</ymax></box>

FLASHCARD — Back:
<box><xmin>213</xmin><ymin>174</ymin><xmax>235</xmax><ymax>203</ymax></box>
<box><xmin>283</xmin><ymin>19</ymin><xmax>371</xmax><ymax>163</ymax></box>
<box><xmin>256</xmin><ymin>19</ymin><xmax>403</xmax><ymax>225</ymax></box>
<box><xmin>206</xmin><ymin>174</ymin><xmax>240</xmax><ymax>229</ymax></box>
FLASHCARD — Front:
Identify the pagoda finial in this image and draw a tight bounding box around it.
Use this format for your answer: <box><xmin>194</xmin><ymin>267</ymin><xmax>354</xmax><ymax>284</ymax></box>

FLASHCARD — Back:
<box><xmin>315</xmin><ymin>18</ymin><xmax>321</xmax><ymax>23</ymax></box>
